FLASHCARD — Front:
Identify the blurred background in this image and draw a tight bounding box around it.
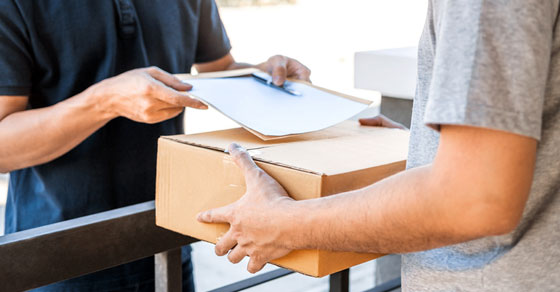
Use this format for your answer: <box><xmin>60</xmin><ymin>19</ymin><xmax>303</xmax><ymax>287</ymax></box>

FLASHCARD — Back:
<box><xmin>0</xmin><ymin>0</ymin><xmax>427</xmax><ymax>290</ymax></box>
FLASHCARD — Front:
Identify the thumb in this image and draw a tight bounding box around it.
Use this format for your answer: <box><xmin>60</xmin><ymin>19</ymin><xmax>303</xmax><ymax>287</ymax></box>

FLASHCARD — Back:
<box><xmin>228</xmin><ymin>143</ymin><xmax>259</xmax><ymax>175</ymax></box>
<box><xmin>146</xmin><ymin>66</ymin><xmax>193</xmax><ymax>92</ymax></box>
<box><xmin>265</xmin><ymin>55</ymin><xmax>288</xmax><ymax>86</ymax></box>
<box><xmin>359</xmin><ymin>116</ymin><xmax>383</xmax><ymax>127</ymax></box>
<box><xmin>272</xmin><ymin>65</ymin><xmax>287</xmax><ymax>86</ymax></box>
<box><xmin>197</xmin><ymin>205</ymin><xmax>232</xmax><ymax>224</ymax></box>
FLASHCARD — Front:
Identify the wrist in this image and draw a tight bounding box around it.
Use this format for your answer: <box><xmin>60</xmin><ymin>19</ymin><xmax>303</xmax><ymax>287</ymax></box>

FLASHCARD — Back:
<box><xmin>277</xmin><ymin>198</ymin><xmax>315</xmax><ymax>250</ymax></box>
<box><xmin>84</xmin><ymin>80</ymin><xmax>119</xmax><ymax>121</ymax></box>
<box><xmin>62</xmin><ymin>81</ymin><xmax>118</xmax><ymax>124</ymax></box>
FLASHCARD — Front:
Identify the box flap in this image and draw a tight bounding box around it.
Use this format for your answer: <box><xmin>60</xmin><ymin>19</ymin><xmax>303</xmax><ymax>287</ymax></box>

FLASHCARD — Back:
<box><xmin>162</xmin><ymin>121</ymin><xmax>409</xmax><ymax>176</ymax></box>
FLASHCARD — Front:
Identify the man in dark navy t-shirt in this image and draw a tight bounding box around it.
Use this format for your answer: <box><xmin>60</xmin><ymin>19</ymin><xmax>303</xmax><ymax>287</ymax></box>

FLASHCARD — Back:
<box><xmin>0</xmin><ymin>0</ymin><xmax>310</xmax><ymax>291</ymax></box>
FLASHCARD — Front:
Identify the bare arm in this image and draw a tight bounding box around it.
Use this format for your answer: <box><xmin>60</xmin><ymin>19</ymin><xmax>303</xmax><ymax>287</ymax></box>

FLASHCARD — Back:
<box><xmin>287</xmin><ymin>126</ymin><xmax>535</xmax><ymax>253</ymax></box>
<box><xmin>198</xmin><ymin>125</ymin><xmax>536</xmax><ymax>272</ymax></box>
<box><xmin>0</xmin><ymin>93</ymin><xmax>112</xmax><ymax>172</ymax></box>
<box><xmin>0</xmin><ymin>51</ymin><xmax>311</xmax><ymax>173</ymax></box>
<box><xmin>0</xmin><ymin>67</ymin><xmax>207</xmax><ymax>173</ymax></box>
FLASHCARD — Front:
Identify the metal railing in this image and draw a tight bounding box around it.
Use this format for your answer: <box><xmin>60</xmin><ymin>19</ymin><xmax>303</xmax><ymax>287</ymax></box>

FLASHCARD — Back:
<box><xmin>0</xmin><ymin>201</ymin><xmax>400</xmax><ymax>292</ymax></box>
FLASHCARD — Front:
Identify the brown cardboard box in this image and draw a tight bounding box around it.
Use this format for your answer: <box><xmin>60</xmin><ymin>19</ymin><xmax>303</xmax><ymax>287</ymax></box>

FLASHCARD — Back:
<box><xmin>155</xmin><ymin>121</ymin><xmax>409</xmax><ymax>277</ymax></box>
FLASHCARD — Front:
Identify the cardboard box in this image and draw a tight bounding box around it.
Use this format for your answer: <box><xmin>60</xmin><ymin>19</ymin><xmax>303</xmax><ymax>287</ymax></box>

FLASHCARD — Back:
<box><xmin>156</xmin><ymin>121</ymin><xmax>409</xmax><ymax>277</ymax></box>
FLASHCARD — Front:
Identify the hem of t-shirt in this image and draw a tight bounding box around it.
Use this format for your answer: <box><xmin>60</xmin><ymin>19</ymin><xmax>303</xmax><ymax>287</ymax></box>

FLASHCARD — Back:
<box><xmin>424</xmin><ymin>101</ymin><xmax>542</xmax><ymax>141</ymax></box>
<box><xmin>0</xmin><ymin>85</ymin><xmax>31</xmax><ymax>96</ymax></box>
<box><xmin>194</xmin><ymin>44</ymin><xmax>232</xmax><ymax>64</ymax></box>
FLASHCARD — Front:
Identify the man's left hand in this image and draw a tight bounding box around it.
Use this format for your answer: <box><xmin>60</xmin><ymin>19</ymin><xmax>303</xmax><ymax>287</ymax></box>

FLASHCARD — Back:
<box><xmin>197</xmin><ymin>143</ymin><xmax>295</xmax><ymax>273</ymax></box>
<box><xmin>257</xmin><ymin>55</ymin><xmax>311</xmax><ymax>86</ymax></box>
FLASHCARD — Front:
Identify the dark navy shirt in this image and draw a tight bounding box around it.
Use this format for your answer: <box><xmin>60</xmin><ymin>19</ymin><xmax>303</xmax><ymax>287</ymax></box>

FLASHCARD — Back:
<box><xmin>0</xmin><ymin>0</ymin><xmax>231</xmax><ymax>290</ymax></box>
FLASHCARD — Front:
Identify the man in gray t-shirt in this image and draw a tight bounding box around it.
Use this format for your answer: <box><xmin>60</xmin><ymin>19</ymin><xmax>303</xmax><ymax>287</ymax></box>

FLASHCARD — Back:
<box><xmin>197</xmin><ymin>0</ymin><xmax>560</xmax><ymax>290</ymax></box>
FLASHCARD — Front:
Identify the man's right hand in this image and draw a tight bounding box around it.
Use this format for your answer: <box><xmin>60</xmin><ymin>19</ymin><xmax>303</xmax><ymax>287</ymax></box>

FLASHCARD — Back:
<box><xmin>0</xmin><ymin>66</ymin><xmax>208</xmax><ymax>173</ymax></box>
<box><xmin>91</xmin><ymin>66</ymin><xmax>207</xmax><ymax>124</ymax></box>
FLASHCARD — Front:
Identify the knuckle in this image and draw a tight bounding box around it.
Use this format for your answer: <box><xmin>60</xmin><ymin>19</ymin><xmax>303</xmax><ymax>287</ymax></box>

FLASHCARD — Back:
<box><xmin>225</xmin><ymin>207</ymin><xmax>236</xmax><ymax>221</ymax></box>
<box><xmin>171</xmin><ymin>96</ymin><xmax>185</xmax><ymax>106</ymax></box>
<box><xmin>252</xmin><ymin>168</ymin><xmax>266</xmax><ymax>179</ymax></box>
<box><xmin>146</xmin><ymin>66</ymin><xmax>159</xmax><ymax>73</ymax></box>
<box><xmin>231</xmin><ymin>217</ymin><xmax>242</xmax><ymax>230</ymax></box>
<box><xmin>232</xmin><ymin>151</ymin><xmax>246</xmax><ymax>162</ymax></box>
<box><xmin>237</xmin><ymin>238</ymin><xmax>250</xmax><ymax>248</ymax></box>
<box><xmin>275</xmin><ymin>64</ymin><xmax>287</xmax><ymax>72</ymax></box>
<box><xmin>230</xmin><ymin>230</ymin><xmax>240</xmax><ymax>240</ymax></box>
<box><xmin>246</xmin><ymin>247</ymin><xmax>256</xmax><ymax>258</ymax></box>
<box><xmin>143</xmin><ymin>83</ymin><xmax>156</xmax><ymax>95</ymax></box>
<box><xmin>250</xmin><ymin>253</ymin><xmax>261</xmax><ymax>263</ymax></box>
<box><xmin>140</xmin><ymin>98</ymin><xmax>154</xmax><ymax>111</ymax></box>
<box><xmin>139</xmin><ymin>108</ymin><xmax>150</xmax><ymax>120</ymax></box>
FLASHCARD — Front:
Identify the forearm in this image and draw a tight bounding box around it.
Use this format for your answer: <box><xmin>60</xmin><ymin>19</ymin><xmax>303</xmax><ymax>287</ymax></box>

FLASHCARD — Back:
<box><xmin>0</xmin><ymin>88</ymin><xmax>113</xmax><ymax>172</ymax></box>
<box><xmin>195</xmin><ymin>53</ymin><xmax>254</xmax><ymax>73</ymax></box>
<box><xmin>225</xmin><ymin>61</ymin><xmax>254</xmax><ymax>71</ymax></box>
<box><xmin>285</xmin><ymin>165</ymin><xmax>500</xmax><ymax>254</ymax></box>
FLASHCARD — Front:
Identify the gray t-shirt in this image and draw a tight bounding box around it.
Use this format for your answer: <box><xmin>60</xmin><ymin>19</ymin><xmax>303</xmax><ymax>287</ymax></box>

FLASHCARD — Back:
<box><xmin>404</xmin><ymin>0</ymin><xmax>560</xmax><ymax>290</ymax></box>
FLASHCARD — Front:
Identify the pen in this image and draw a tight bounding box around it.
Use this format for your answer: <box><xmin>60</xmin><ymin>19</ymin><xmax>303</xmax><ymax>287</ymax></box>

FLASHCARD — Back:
<box><xmin>251</xmin><ymin>72</ymin><xmax>302</xmax><ymax>96</ymax></box>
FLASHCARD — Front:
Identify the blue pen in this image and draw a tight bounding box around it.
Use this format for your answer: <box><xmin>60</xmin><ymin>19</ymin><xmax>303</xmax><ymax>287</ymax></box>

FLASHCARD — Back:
<box><xmin>251</xmin><ymin>71</ymin><xmax>302</xmax><ymax>96</ymax></box>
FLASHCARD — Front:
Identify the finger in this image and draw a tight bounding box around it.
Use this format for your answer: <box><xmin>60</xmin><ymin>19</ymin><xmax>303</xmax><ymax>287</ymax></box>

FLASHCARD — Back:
<box><xmin>215</xmin><ymin>230</ymin><xmax>238</xmax><ymax>256</ymax></box>
<box><xmin>265</xmin><ymin>55</ymin><xmax>288</xmax><ymax>86</ymax></box>
<box><xmin>145</xmin><ymin>66</ymin><xmax>193</xmax><ymax>92</ymax></box>
<box><xmin>247</xmin><ymin>258</ymin><xmax>267</xmax><ymax>274</ymax></box>
<box><xmin>228</xmin><ymin>143</ymin><xmax>260</xmax><ymax>175</ymax></box>
<box><xmin>143</xmin><ymin>107</ymin><xmax>184</xmax><ymax>124</ymax></box>
<box><xmin>157</xmin><ymin>107</ymin><xmax>184</xmax><ymax>120</ymax></box>
<box><xmin>297</xmin><ymin>68</ymin><xmax>312</xmax><ymax>82</ymax></box>
<box><xmin>376</xmin><ymin>114</ymin><xmax>407</xmax><ymax>129</ymax></box>
<box><xmin>197</xmin><ymin>204</ymin><xmax>232</xmax><ymax>224</ymax></box>
<box><xmin>287</xmin><ymin>60</ymin><xmax>312</xmax><ymax>82</ymax></box>
<box><xmin>272</xmin><ymin>64</ymin><xmax>287</xmax><ymax>86</ymax></box>
<box><xmin>148</xmin><ymin>79</ymin><xmax>208</xmax><ymax>109</ymax></box>
<box><xmin>227</xmin><ymin>245</ymin><xmax>247</xmax><ymax>264</ymax></box>
<box><xmin>359</xmin><ymin>116</ymin><xmax>383</xmax><ymax>127</ymax></box>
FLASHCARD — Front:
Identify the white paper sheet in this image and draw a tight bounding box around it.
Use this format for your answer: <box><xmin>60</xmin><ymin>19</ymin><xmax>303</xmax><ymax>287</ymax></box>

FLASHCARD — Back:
<box><xmin>186</xmin><ymin>77</ymin><xmax>370</xmax><ymax>137</ymax></box>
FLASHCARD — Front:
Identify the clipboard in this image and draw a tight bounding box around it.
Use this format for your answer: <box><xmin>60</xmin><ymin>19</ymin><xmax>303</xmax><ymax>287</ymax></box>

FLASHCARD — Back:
<box><xmin>175</xmin><ymin>68</ymin><xmax>373</xmax><ymax>140</ymax></box>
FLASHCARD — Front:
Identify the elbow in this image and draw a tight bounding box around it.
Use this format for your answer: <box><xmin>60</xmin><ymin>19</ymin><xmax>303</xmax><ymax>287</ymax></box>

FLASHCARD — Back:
<box><xmin>479</xmin><ymin>211</ymin><xmax>521</xmax><ymax>236</ymax></box>
<box><xmin>458</xmin><ymin>197</ymin><xmax>524</xmax><ymax>238</ymax></box>
<box><xmin>0</xmin><ymin>161</ymin><xmax>15</xmax><ymax>174</ymax></box>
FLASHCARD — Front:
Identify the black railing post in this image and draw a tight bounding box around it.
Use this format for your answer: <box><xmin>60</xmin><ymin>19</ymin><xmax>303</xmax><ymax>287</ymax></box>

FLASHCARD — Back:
<box><xmin>329</xmin><ymin>269</ymin><xmax>350</xmax><ymax>292</ymax></box>
<box><xmin>155</xmin><ymin>248</ymin><xmax>183</xmax><ymax>292</ymax></box>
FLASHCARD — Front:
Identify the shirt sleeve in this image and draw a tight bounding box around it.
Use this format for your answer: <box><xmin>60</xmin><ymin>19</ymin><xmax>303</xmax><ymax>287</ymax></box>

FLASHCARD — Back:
<box><xmin>194</xmin><ymin>0</ymin><xmax>232</xmax><ymax>63</ymax></box>
<box><xmin>424</xmin><ymin>0</ymin><xmax>556</xmax><ymax>140</ymax></box>
<box><xmin>0</xmin><ymin>1</ymin><xmax>32</xmax><ymax>96</ymax></box>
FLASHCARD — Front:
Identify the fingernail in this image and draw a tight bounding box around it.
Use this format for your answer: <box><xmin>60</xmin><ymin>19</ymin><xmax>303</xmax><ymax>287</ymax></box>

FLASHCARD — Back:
<box><xmin>273</xmin><ymin>76</ymin><xmax>282</xmax><ymax>85</ymax></box>
<box><xmin>230</xmin><ymin>143</ymin><xmax>245</xmax><ymax>153</ymax></box>
<box><xmin>196</xmin><ymin>212</ymin><xmax>204</xmax><ymax>221</ymax></box>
